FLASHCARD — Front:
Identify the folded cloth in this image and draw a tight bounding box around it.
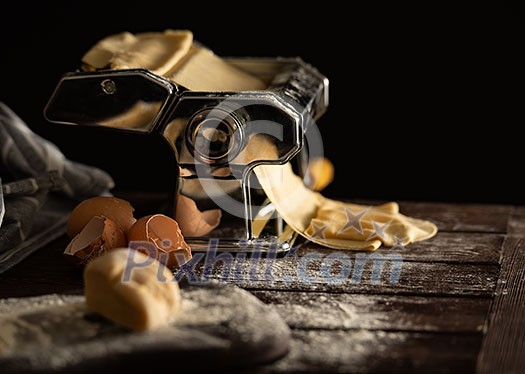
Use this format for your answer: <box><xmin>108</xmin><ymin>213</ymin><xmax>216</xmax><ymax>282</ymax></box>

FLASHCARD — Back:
<box><xmin>0</xmin><ymin>177</ymin><xmax>4</xmax><ymax>230</ymax></box>
<box><xmin>0</xmin><ymin>102</ymin><xmax>114</xmax><ymax>273</ymax></box>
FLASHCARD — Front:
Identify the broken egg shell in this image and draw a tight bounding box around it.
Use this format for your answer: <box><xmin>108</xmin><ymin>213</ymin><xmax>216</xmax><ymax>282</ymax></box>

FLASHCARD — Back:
<box><xmin>175</xmin><ymin>194</ymin><xmax>221</xmax><ymax>237</ymax></box>
<box><xmin>127</xmin><ymin>214</ymin><xmax>192</xmax><ymax>269</ymax></box>
<box><xmin>67</xmin><ymin>197</ymin><xmax>137</xmax><ymax>238</ymax></box>
<box><xmin>64</xmin><ymin>216</ymin><xmax>127</xmax><ymax>265</ymax></box>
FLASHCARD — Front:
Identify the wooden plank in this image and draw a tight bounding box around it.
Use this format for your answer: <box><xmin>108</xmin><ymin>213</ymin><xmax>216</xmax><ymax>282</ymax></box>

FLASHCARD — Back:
<box><xmin>399</xmin><ymin>201</ymin><xmax>511</xmax><ymax>233</ymax></box>
<box><xmin>0</xmin><ymin>231</ymin><xmax>502</xmax><ymax>298</ymax></box>
<box><xmin>0</xmin><ymin>231</ymin><xmax>501</xmax><ymax>298</ymax></box>
<box><xmin>300</xmin><ymin>232</ymin><xmax>503</xmax><ymax>264</ymax></box>
<box><xmin>507</xmin><ymin>206</ymin><xmax>525</xmax><ymax>236</ymax></box>
<box><xmin>189</xmin><ymin>251</ymin><xmax>499</xmax><ymax>296</ymax></box>
<box><xmin>476</xmin><ymin>237</ymin><xmax>525</xmax><ymax>373</ymax></box>
<box><xmin>0</xmin><ymin>236</ymin><xmax>83</xmax><ymax>298</ymax></box>
<box><xmin>263</xmin><ymin>330</ymin><xmax>481</xmax><ymax>373</ymax></box>
<box><xmin>251</xmin><ymin>291</ymin><xmax>490</xmax><ymax>333</ymax></box>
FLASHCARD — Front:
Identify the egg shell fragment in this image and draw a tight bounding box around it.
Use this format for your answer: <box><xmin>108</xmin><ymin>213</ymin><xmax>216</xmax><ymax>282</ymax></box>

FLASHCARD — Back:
<box><xmin>67</xmin><ymin>197</ymin><xmax>137</xmax><ymax>238</ymax></box>
<box><xmin>175</xmin><ymin>194</ymin><xmax>221</xmax><ymax>237</ymax></box>
<box><xmin>64</xmin><ymin>216</ymin><xmax>127</xmax><ymax>265</ymax></box>
<box><xmin>127</xmin><ymin>214</ymin><xmax>192</xmax><ymax>269</ymax></box>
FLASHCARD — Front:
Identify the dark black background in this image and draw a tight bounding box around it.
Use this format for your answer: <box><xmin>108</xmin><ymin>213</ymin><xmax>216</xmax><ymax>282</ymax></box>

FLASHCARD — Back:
<box><xmin>0</xmin><ymin>1</ymin><xmax>523</xmax><ymax>203</ymax></box>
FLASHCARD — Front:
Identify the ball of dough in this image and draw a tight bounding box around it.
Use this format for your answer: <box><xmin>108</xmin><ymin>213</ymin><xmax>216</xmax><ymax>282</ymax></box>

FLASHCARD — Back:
<box><xmin>84</xmin><ymin>248</ymin><xmax>181</xmax><ymax>331</ymax></box>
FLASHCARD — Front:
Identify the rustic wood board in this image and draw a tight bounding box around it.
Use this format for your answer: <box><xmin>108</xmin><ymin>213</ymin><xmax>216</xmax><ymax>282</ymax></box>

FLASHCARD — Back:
<box><xmin>0</xmin><ymin>236</ymin><xmax>82</xmax><ymax>298</ymax></box>
<box><xmin>0</xmin><ymin>202</ymin><xmax>508</xmax><ymax>298</ymax></box>
<box><xmin>198</xmin><ymin>256</ymin><xmax>498</xmax><ymax>296</ymax></box>
<box><xmin>300</xmin><ymin>232</ymin><xmax>504</xmax><ymax>264</ymax></box>
<box><xmin>252</xmin><ymin>291</ymin><xmax>490</xmax><ymax>333</ymax></box>
<box><xmin>507</xmin><ymin>206</ymin><xmax>525</xmax><ymax>236</ymax></box>
<box><xmin>476</xmin><ymin>237</ymin><xmax>525</xmax><ymax>373</ymax></box>
<box><xmin>398</xmin><ymin>202</ymin><xmax>511</xmax><ymax>233</ymax></box>
<box><xmin>0</xmin><ymin>285</ymin><xmax>291</xmax><ymax>372</ymax></box>
<box><xmin>261</xmin><ymin>329</ymin><xmax>481</xmax><ymax>373</ymax></box>
<box><xmin>0</xmin><ymin>232</ymin><xmax>503</xmax><ymax>299</ymax></box>
<box><xmin>0</xmin><ymin>201</ymin><xmax>517</xmax><ymax>373</ymax></box>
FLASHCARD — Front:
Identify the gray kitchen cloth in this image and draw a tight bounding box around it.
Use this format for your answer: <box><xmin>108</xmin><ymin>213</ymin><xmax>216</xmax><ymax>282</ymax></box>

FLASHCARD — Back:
<box><xmin>0</xmin><ymin>102</ymin><xmax>114</xmax><ymax>274</ymax></box>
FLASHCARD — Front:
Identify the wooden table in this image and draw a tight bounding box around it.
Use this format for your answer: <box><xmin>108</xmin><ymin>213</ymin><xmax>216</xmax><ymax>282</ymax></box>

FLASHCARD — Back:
<box><xmin>1</xmin><ymin>201</ymin><xmax>524</xmax><ymax>373</ymax></box>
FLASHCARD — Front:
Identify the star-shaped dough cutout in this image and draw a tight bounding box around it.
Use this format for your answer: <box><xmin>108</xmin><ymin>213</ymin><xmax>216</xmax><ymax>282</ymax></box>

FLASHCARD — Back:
<box><xmin>337</xmin><ymin>207</ymin><xmax>370</xmax><ymax>235</ymax></box>
<box><xmin>390</xmin><ymin>236</ymin><xmax>408</xmax><ymax>251</ymax></box>
<box><xmin>367</xmin><ymin>221</ymin><xmax>390</xmax><ymax>241</ymax></box>
<box><xmin>309</xmin><ymin>222</ymin><xmax>328</xmax><ymax>240</ymax></box>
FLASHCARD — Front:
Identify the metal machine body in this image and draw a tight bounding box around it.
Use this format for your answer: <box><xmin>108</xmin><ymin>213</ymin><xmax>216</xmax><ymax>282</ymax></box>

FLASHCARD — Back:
<box><xmin>45</xmin><ymin>58</ymin><xmax>328</xmax><ymax>253</ymax></box>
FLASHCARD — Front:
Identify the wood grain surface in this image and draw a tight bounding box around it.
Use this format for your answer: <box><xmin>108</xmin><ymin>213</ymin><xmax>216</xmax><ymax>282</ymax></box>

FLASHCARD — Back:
<box><xmin>0</xmin><ymin>201</ymin><xmax>523</xmax><ymax>373</ymax></box>
<box><xmin>476</xmin><ymin>237</ymin><xmax>525</xmax><ymax>373</ymax></box>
